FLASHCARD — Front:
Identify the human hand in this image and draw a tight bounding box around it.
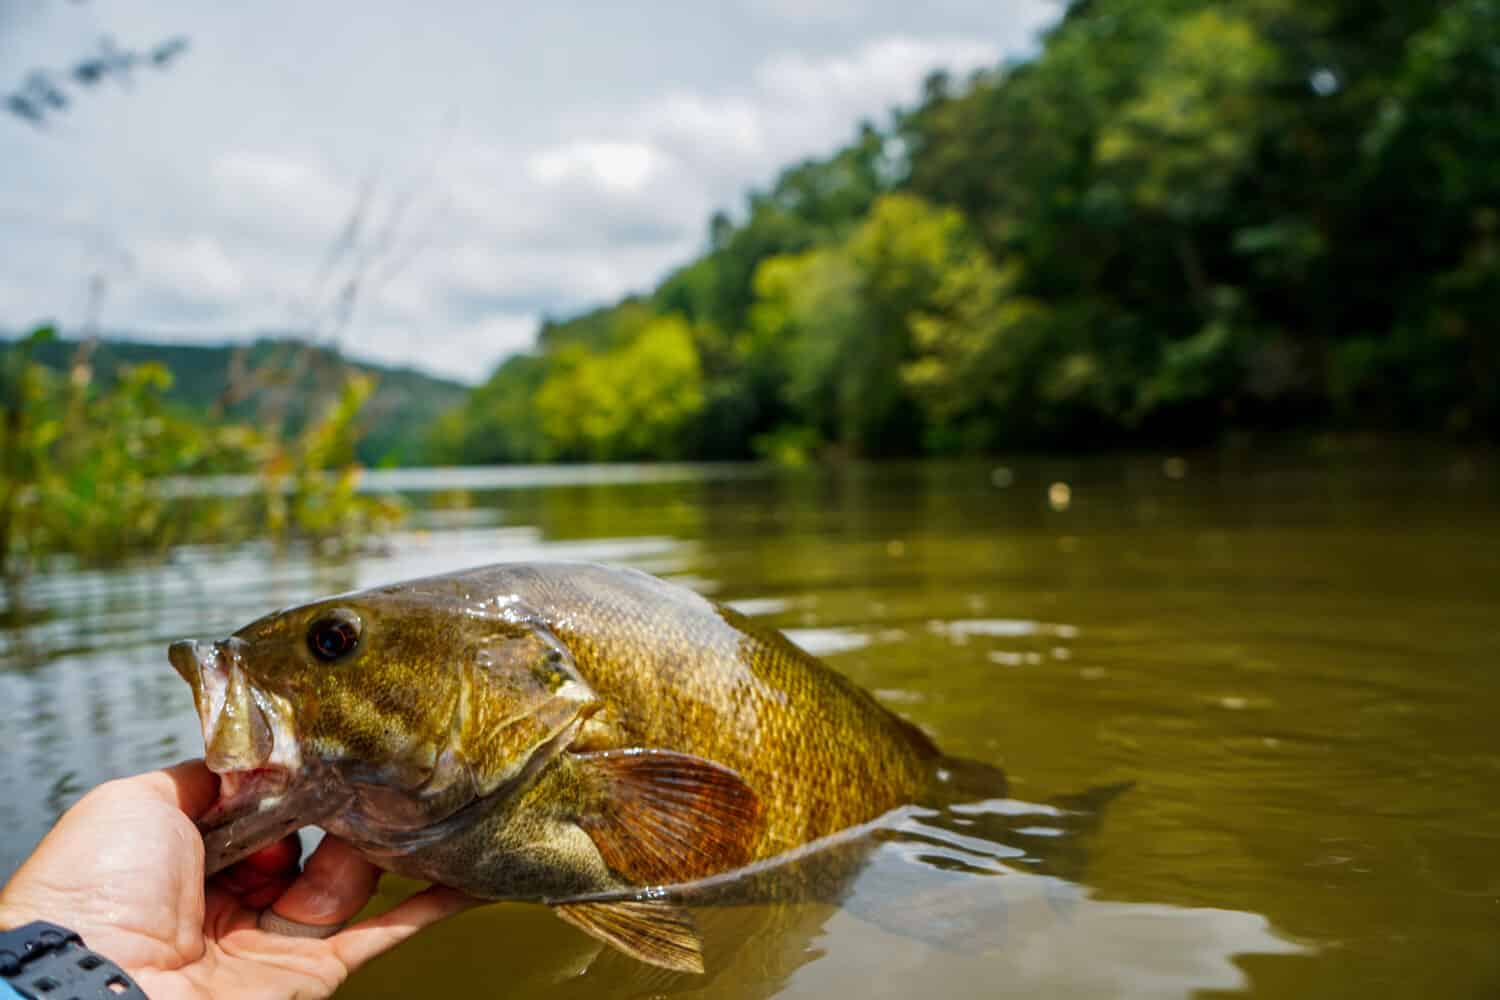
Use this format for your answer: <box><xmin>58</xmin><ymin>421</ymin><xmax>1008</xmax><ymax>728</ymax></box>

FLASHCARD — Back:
<box><xmin>0</xmin><ymin>760</ymin><xmax>475</xmax><ymax>999</ymax></box>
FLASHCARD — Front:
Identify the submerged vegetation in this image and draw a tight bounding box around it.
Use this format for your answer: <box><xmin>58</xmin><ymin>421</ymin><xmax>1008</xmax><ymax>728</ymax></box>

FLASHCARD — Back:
<box><xmin>433</xmin><ymin>0</ymin><xmax>1500</xmax><ymax>464</ymax></box>
<box><xmin>0</xmin><ymin>327</ymin><xmax>400</xmax><ymax>574</ymax></box>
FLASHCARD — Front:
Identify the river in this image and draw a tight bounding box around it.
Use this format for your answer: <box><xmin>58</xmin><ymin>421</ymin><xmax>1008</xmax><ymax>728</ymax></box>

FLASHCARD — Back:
<box><xmin>2</xmin><ymin>449</ymin><xmax>1496</xmax><ymax>998</ymax></box>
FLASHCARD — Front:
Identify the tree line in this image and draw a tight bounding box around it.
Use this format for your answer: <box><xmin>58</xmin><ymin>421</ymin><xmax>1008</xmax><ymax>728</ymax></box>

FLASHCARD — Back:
<box><xmin>431</xmin><ymin>0</ymin><xmax>1498</xmax><ymax>464</ymax></box>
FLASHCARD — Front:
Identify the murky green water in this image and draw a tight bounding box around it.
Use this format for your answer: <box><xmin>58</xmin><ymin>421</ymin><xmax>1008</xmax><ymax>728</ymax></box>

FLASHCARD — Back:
<box><xmin>3</xmin><ymin>451</ymin><xmax>1497</xmax><ymax>998</ymax></box>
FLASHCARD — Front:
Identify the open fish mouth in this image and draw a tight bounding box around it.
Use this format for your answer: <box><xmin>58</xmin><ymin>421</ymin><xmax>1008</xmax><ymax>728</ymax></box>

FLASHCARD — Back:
<box><xmin>170</xmin><ymin>638</ymin><xmax>342</xmax><ymax>873</ymax></box>
<box><xmin>197</xmin><ymin>766</ymin><xmax>295</xmax><ymax>829</ymax></box>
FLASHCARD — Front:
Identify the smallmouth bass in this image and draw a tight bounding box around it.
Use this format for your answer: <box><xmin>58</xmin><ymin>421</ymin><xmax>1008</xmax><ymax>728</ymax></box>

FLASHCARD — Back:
<box><xmin>169</xmin><ymin>562</ymin><xmax>970</xmax><ymax>972</ymax></box>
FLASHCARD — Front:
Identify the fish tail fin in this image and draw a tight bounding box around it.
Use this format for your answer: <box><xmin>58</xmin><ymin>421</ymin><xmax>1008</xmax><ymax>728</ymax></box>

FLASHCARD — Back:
<box><xmin>1052</xmin><ymin>780</ymin><xmax>1136</xmax><ymax>816</ymax></box>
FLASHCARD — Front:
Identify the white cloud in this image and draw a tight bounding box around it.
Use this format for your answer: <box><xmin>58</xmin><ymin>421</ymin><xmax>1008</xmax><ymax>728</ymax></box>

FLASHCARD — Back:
<box><xmin>431</xmin><ymin>238</ymin><xmax>699</xmax><ymax>319</ymax></box>
<box><xmin>538</xmin><ymin>34</ymin><xmax>1005</xmax><ymax>228</ymax></box>
<box><xmin>642</xmin><ymin>94</ymin><xmax>766</xmax><ymax>160</ymax></box>
<box><xmin>212</xmin><ymin>152</ymin><xmax>355</xmax><ymax>238</ymax></box>
<box><xmin>136</xmin><ymin>236</ymin><xmax>244</xmax><ymax>299</ymax></box>
<box><xmin>0</xmin><ymin>276</ymin><xmax>20</xmax><ymax>317</ymax></box>
<box><xmin>346</xmin><ymin>312</ymin><xmax>539</xmax><ymax>382</ymax></box>
<box><xmin>0</xmin><ymin>1</ymin><xmax>1059</xmax><ymax>378</ymax></box>
<box><xmin>528</xmin><ymin>141</ymin><xmax>667</xmax><ymax>195</ymax></box>
<box><xmin>739</xmin><ymin>0</ymin><xmax>866</xmax><ymax>24</ymax></box>
<box><xmin>756</xmin><ymin>36</ymin><xmax>999</xmax><ymax>106</ymax></box>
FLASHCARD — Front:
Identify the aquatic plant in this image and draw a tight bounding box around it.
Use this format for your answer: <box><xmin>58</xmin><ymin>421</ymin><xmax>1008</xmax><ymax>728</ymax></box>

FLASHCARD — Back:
<box><xmin>0</xmin><ymin>326</ymin><xmax>401</xmax><ymax>574</ymax></box>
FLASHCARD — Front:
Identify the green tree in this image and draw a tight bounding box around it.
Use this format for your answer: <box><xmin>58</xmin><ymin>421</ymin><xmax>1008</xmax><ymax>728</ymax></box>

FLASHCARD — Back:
<box><xmin>533</xmin><ymin>314</ymin><xmax>705</xmax><ymax>461</ymax></box>
<box><xmin>428</xmin><ymin>354</ymin><xmax>550</xmax><ymax>464</ymax></box>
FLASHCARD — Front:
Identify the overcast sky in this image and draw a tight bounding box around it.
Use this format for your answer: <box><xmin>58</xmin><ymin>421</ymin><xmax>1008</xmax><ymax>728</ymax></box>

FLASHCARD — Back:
<box><xmin>0</xmin><ymin>0</ymin><xmax>1057</xmax><ymax>382</ymax></box>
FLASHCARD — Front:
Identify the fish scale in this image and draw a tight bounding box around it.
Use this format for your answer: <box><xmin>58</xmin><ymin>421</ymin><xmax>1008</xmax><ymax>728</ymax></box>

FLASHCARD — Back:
<box><xmin>499</xmin><ymin>563</ymin><xmax>938</xmax><ymax>856</ymax></box>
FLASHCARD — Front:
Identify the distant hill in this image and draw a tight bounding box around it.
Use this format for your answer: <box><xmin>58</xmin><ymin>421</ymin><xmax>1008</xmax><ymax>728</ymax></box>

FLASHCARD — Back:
<box><xmin>8</xmin><ymin>335</ymin><xmax>465</xmax><ymax>466</ymax></box>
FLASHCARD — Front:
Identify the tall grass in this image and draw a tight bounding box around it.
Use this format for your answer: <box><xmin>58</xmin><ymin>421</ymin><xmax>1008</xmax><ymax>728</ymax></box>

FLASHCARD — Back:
<box><xmin>0</xmin><ymin>326</ymin><xmax>401</xmax><ymax>577</ymax></box>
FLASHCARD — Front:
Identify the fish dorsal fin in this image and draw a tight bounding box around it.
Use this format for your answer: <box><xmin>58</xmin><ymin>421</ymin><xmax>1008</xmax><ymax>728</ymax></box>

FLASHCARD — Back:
<box><xmin>574</xmin><ymin>748</ymin><xmax>764</xmax><ymax>884</ymax></box>
<box><xmin>553</xmin><ymin>900</ymin><xmax>704</xmax><ymax>974</ymax></box>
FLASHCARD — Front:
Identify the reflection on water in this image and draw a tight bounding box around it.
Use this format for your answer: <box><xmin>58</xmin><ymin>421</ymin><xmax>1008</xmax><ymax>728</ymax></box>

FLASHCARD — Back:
<box><xmin>355</xmin><ymin>795</ymin><xmax>1298</xmax><ymax>1000</ymax></box>
<box><xmin>3</xmin><ymin>452</ymin><xmax>1499</xmax><ymax>998</ymax></box>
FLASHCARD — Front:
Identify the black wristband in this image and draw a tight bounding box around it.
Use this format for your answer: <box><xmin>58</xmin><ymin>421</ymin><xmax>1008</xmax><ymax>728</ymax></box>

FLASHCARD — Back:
<box><xmin>0</xmin><ymin>921</ymin><xmax>148</xmax><ymax>999</ymax></box>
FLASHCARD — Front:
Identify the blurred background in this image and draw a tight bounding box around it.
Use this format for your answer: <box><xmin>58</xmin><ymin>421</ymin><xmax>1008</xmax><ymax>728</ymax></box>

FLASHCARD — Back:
<box><xmin>3</xmin><ymin>2</ymin><xmax>1499</xmax><ymax>998</ymax></box>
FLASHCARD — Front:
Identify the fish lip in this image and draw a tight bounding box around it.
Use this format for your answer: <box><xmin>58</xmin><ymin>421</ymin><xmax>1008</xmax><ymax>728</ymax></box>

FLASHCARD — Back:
<box><xmin>168</xmin><ymin>639</ymin><xmax>203</xmax><ymax>687</ymax></box>
<box><xmin>171</xmin><ymin>635</ymin><xmax>321</xmax><ymax>871</ymax></box>
<box><xmin>171</xmin><ymin>635</ymin><xmax>302</xmax><ymax>770</ymax></box>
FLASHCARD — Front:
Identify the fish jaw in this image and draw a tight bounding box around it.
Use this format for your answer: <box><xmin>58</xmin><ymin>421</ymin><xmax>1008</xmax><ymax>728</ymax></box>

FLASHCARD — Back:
<box><xmin>169</xmin><ymin>638</ymin><xmax>343</xmax><ymax>873</ymax></box>
<box><xmin>198</xmin><ymin>770</ymin><xmax>350</xmax><ymax>874</ymax></box>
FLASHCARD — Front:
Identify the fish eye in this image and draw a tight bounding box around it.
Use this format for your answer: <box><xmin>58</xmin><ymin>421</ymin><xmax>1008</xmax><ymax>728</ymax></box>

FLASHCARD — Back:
<box><xmin>307</xmin><ymin>611</ymin><xmax>361</xmax><ymax>662</ymax></box>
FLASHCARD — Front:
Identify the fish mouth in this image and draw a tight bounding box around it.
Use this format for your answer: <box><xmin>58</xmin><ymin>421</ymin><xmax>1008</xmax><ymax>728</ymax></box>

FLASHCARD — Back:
<box><xmin>197</xmin><ymin>766</ymin><xmax>295</xmax><ymax>830</ymax></box>
<box><xmin>170</xmin><ymin>638</ymin><xmax>343</xmax><ymax>873</ymax></box>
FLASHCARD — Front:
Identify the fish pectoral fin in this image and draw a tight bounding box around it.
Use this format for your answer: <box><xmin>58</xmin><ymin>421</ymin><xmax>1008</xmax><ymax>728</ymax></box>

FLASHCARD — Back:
<box><xmin>573</xmin><ymin>748</ymin><xmax>764</xmax><ymax>883</ymax></box>
<box><xmin>553</xmin><ymin>900</ymin><xmax>704</xmax><ymax>974</ymax></box>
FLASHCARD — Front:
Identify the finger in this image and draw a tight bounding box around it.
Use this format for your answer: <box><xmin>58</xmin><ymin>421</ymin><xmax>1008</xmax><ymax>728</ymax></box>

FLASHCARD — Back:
<box><xmin>264</xmin><ymin>836</ymin><xmax>380</xmax><ymax>929</ymax></box>
<box><xmin>329</xmin><ymin>886</ymin><xmax>478</xmax><ymax>971</ymax></box>
<box><xmin>241</xmin><ymin>876</ymin><xmax>296</xmax><ymax>910</ymax></box>
<box><xmin>211</xmin><ymin>833</ymin><xmax>302</xmax><ymax>895</ymax></box>
<box><xmin>215</xmin><ymin>864</ymin><xmax>273</xmax><ymax>896</ymax></box>
<box><xmin>243</xmin><ymin>834</ymin><xmax>303</xmax><ymax>876</ymax></box>
<box><xmin>137</xmin><ymin>759</ymin><xmax>222</xmax><ymax>819</ymax></box>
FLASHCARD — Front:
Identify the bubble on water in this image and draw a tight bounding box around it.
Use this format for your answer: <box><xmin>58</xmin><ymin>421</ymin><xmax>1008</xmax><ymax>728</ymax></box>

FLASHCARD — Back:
<box><xmin>991</xmin><ymin>466</ymin><xmax>1014</xmax><ymax>488</ymax></box>
<box><xmin>1048</xmin><ymin>482</ymin><xmax>1071</xmax><ymax>511</ymax></box>
<box><xmin>1310</xmin><ymin>67</ymin><xmax>1340</xmax><ymax>96</ymax></box>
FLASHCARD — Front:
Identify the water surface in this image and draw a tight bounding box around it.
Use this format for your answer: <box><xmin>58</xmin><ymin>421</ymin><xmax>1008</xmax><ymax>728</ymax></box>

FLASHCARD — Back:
<box><xmin>2</xmin><ymin>451</ymin><xmax>1497</xmax><ymax>998</ymax></box>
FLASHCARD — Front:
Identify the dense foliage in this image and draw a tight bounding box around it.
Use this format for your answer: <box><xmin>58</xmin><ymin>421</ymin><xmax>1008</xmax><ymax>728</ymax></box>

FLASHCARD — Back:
<box><xmin>15</xmin><ymin>335</ymin><xmax>467</xmax><ymax>466</ymax></box>
<box><xmin>0</xmin><ymin>328</ymin><xmax>400</xmax><ymax>573</ymax></box>
<box><xmin>435</xmin><ymin>0</ymin><xmax>1500</xmax><ymax>463</ymax></box>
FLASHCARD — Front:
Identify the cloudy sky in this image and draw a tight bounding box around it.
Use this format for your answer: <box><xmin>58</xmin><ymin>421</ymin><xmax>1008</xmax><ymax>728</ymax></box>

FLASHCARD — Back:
<box><xmin>1</xmin><ymin>0</ymin><xmax>1057</xmax><ymax>382</ymax></box>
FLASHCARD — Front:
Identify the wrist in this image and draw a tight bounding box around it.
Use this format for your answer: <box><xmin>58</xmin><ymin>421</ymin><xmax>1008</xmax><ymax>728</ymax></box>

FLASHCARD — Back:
<box><xmin>0</xmin><ymin>898</ymin><xmax>115</xmax><ymax>973</ymax></box>
<box><xmin>0</xmin><ymin>892</ymin><xmax>66</xmax><ymax>934</ymax></box>
<box><xmin>0</xmin><ymin>884</ymin><xmax>104</xmax><ymax>941</ymax></box>
<box><xmin>0</xmin><ymin>918</ymin><xmax>149</xmax><ymax>1000</ymax></box>
<box><xmin>0</xmin><ymin>903</ymin><xmax>39</xmax><ymax>933</ymax></box>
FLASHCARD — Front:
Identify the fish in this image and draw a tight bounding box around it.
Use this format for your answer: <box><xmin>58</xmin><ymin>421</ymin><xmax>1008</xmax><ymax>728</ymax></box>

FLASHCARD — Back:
<box><xmin>168</xmin><ymin>561</ymin><xmax>991</xmax><ymax>972</ymax></box>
